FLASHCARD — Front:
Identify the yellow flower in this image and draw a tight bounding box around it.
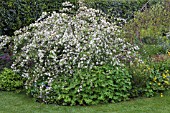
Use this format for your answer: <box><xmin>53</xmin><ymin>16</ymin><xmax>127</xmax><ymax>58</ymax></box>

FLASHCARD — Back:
<box><xmin>162</xmin><ymin>73</ymin><xmax>167</xmax><ymax>78</ymax></box>
<box><xmin>168</xmin><ymin>51</ymin><xmax>170</xmax><ymax>56</ymax></box>
<box><xmin>158</xmin><ymin>83</ymin><xmax>161</xmax><ymax>86</ymax></box>
<box><xmin>160</xmin><ymin>93</ymin><xmax>163</xmax><ymax>97</ymax></box>
<box><xmin>165</xmin><ymin>81</ymin><xmax>169</xmax><ymax>85</ymax></box>
<box><xmin>153</xmin><ymin>77</ymin><xmax>157</xmax><ymax>81</ymax></box>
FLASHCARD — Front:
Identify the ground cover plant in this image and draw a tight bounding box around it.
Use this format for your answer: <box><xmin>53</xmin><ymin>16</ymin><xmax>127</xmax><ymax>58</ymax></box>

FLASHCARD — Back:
<box><xmin>0</xmin><ymin>0</ymin><xmax>169</xmax><ymax>107</ymax></box>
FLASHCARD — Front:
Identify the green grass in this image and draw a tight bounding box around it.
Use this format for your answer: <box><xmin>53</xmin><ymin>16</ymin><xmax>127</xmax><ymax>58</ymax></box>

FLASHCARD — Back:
<box><xmin>0</xmin><ymin>90</ymin><xmax>170</xmax><ymax>113</ymax></box>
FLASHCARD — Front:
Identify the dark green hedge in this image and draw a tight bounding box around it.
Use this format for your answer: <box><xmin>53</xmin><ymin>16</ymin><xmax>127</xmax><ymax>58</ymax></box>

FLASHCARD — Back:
<box><xmin>84</xmin><ymin>0</ymin><xmax>160</xmax><ymax>23</ymax></box>
<box><xmin>0</xmin><ymin>0</ymin><xmax>78</xmax><ymax>36</ymax></box>
<box><xmin>0</xmin><ymin>0</ymin><xmax>160</xmax><ymax>36</ymax></box>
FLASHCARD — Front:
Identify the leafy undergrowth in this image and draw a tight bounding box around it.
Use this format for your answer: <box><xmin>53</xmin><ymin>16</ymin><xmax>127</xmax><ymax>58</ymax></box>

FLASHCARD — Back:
<box><xmin>0</xmin><ymin>90</ymin><xmax>170</xmax><ymax>113</ymax></box>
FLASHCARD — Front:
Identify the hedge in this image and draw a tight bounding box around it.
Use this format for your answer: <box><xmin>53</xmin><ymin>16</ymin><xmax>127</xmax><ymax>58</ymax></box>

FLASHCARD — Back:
<box><xmin>0</xmin><ymin>0</ymin><xmax>78</xmax><ymax>36</ymax></box>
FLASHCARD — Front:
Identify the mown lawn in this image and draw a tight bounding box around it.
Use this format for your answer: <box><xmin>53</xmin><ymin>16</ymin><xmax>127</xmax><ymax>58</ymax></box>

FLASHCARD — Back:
<box><xmin>0</xmin><ymin>90</ymin><xmax>170</xmax><ymax>113</ymax></box>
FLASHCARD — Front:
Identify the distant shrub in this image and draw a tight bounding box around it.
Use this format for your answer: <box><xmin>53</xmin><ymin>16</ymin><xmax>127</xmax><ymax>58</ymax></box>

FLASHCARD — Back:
<box><xmin>0</xmin><ymin>68</ymin><xmax>24</xmax><ymax>91</ymax></box>
<box><xmin>124</xmin><ymin>1</ymin><xmax>170</xmax><ymax>44</ymax></box>
<box><xmin>139</xmin><ymin>45</ymin><xmax>165</xmax><ymax>59</ymax></box>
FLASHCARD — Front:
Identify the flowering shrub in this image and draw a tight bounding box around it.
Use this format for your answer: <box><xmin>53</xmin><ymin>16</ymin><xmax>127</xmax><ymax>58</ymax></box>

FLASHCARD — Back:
<box><xmin>0</xmin><ymin>2</ymin><xmax>141</xmax><ymax>105</ymax></box>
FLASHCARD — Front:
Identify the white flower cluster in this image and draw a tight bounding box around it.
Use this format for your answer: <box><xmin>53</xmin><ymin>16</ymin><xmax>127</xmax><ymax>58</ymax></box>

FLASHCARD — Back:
<box><xmin>0</xmin><ymin>35</ymin><xmax>12</xmax><ymax>50</ymax></box>
<box><xmin>0</xmin><ymin>2</ymin><xmax>141</xmax><ymax>98</ymax></box>
<box><xmin>166</xmin><ymin>31</ymin><xmax>170</xmax><ymax>38</ymax></box>
<box><xmin>60</xmin><ymin>1</ymin><xmax>76</xmax><ymax>13</ymax></box>
<box><xmin>113</xmin><ymin>17</ymin><xmax>127</xmax><ymax>26</ymax></box>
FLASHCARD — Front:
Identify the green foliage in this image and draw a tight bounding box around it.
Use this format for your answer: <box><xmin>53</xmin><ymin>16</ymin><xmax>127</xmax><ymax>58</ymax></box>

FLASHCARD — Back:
<box><xmin>139</xmin><ymin>45</ymin><xmax>165</xmax><ymax>59</ymax></box>
<box><xmin>0</xmin><ymin>0</ymin><xmax>78</xmax><ymax>36</ymax></box>
<box><xmin>129</xmin><ymin>62</ymin><xmax>150</xmax><ymax>97</ymax></box>
<box><xmin>145</xmin><ymin>69</ymin><xmax>169</xmax><ymax>97</ymax></box>
<box><xmin>138</xmin><ymin>31</ymin><xmax>170</xmax><ymax>58</ymax></box>
<box><xmin>0</xmin><ymin>68</ymin><xmax>24</xmax><ymax>91</ymax></box>
<box><xmin>149</xmin><ymin>59</ymin><xmax>170</xmax><ymax>73</ymax></box>
<box><xmin>129</xmin><ymin>61</ymin><xmax>170</xmax><ymax>98</ymax></box>
<box><xmin>124</xmin><ymin>1</ymin><xmax>170</xmax><ymax>44</ymax></box>
<box><xmin>26</xmin><ymin>65</ymin><xmax>132</xmax><ymax>105</ymax></box>
<box><xmin>84</xmin><ymin>0</ymin><xmax>159</xmax><ymax>24</ymax></box>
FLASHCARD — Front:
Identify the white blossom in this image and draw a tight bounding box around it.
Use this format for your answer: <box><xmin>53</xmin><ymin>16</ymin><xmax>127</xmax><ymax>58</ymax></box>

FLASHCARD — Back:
<box><xmin>0</xmin><ymin>1</ymin><xmax>142</xmax><ymax>103</ymax></box>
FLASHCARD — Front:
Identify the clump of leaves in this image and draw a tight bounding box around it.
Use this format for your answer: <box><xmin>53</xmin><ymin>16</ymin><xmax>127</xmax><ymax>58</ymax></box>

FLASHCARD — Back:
<box><xmin>34</xmin><ymin>65</ymin><xmax>132</xmax><ymax>105</ymax></box>
<box><xmin>0</xmin><ymin>68</ymin><xmax>24</xmax><ymax>91</ymax></box>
